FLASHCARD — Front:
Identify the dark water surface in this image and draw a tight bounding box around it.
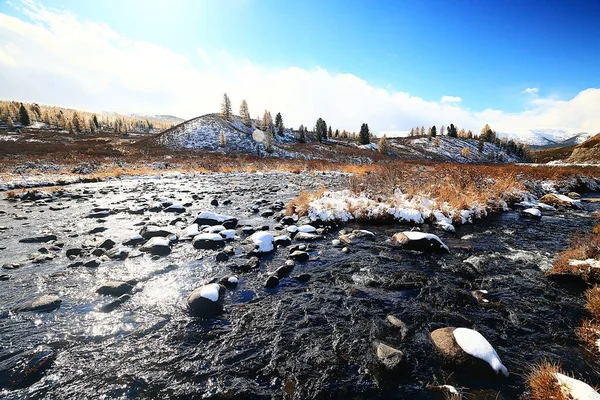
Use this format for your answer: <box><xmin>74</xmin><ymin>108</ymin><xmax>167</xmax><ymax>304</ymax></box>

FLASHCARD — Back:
<box><xmin>0</xmin><ymin>173</ymin><xmax>599</xmax><ymax>399</ymax></box>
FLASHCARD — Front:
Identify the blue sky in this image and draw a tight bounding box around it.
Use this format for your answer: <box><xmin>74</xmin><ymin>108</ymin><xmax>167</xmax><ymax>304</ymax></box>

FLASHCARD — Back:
<box><xmin>1</xmin><ymin>0</ymin><xmax>599</xmax><ymax>134</ymax></box>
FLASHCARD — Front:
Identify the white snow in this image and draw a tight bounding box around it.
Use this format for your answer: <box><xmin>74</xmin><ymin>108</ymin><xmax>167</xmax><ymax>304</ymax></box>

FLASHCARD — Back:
<box><xmin>553</xmin><ymin>373</ymin><xmax>600</xmax><ymax>400</ymax></box>
<box><xmin>297</xmin><ymin>225</ymin><xmax>317</xmax><ymax>233</ymax></box>
<box><xmin>185</xmin><ymin>224</ymin><xmax>200</xmax><ymax>237</ymax></box>
<box><xmin>199</xmin><ymin>283</ymin><xmax>221</xmax><ymax>302</ymax></box>
<box><xmin>129</xmin><ymin>234</ymin><xmax>143</xmax><ymax>241</ymax></box>
<box><xmin>523</xmin><ymin>208</ymin><xmax>542</xmax><ymax>218</ymax></box>
<box><xmin>205</xmin><ymin>225</ymin><xmax>226</xmax><ymax>233</ymax></box>
<box><xmin>286</xmin><ymin>225</ymin><xmax>299</xmax><ymax>234</ymax></box>
<box><xmin>194</xmin><ymin>233</ymin><xmax>224</xmax><ymax>242</ymax></box>
<box><xmin>452</xmin><ymin>327</ymin><xmax>508</xmax><ymax>376</ymax></box>
<box><xmin>442</xmin><ymin>385</ymin><xmax>459</xmax><ymax>395</ymax></box>
<box><xmin>219</xmin><ymin>229</ymin><xmax>237</xmax><ymax>240</ymax></box>
<box><xmin>569</xmin><ymin>259</ymin><xmax>600</xmax><ymax>269</ymax></box>
<box><xmin>402</xmin><ymin>231</ymin><xmax>449</xmax><ymax>252</ymax></box>
<box><xmin>143</xmin><ymin>237</ymin><xmax>170</xmax><ymax>248</ymax></box>
<box><xmin>197</xmin><ymin>211</ymin><xmax>235</xmax><ymax>223</ymax></box>
<box><xmin>250</xmin><ymin>231</ymin><xmax>274</xmax><ymax>253</ymax></box>
<box><xmin>228</xmin><ymin>276</ymin><xmax>239</xmax><ymax>284</ymax></box>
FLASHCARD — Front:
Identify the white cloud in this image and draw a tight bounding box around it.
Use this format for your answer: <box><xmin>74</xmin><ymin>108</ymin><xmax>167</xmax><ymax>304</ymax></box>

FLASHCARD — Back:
<box><xmin>440</xmin><ymin>96</ymin><xmax>462</xmax><ymax>103</ymax></box>
<box><xmin>523</xmin><ymin>87</ymin><xmax>539</xmax><ymax>94</ymax></box>
<box><xmin>196</xmin><ymin>47</ymin><xmax>210</xmax><ymax>65</ymax></box>
<box><xmin>0</xmin><ymin>1</ymin><xmax>599</xmax><ymax>139</ymax></box>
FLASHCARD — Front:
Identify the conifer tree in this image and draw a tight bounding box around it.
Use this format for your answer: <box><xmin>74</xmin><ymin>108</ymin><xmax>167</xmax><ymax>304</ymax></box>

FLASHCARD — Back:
<box><xmin>19</xmin><ymin>103</ymin><xmax>30</xmax><ymax>126</ymax></box>
<box><xmin>478</xmin><ymin>137</ymin><xmax>485</xmax><ymax>152</ymax></box>
<box><xmin>431</xmin><ymin>125</ymin><xmax>437</xmax><ymax>137</ymax></box>
<box><xmin>359</xmin><ymin>123</ymin><xmax>370</xmax><ymax>145</ymax></box>
<box><xmin>221</xmin><ymin>93</ymin><xmax>232</xmax><ymax>120</ymax></box>
<box><xmin>275</xmin><ymin>112</ymin><xmax>284</xmax><ymax>136</ymax></box>
<box><xmin>315</xmin><ymin>118</ymin><xmax>327</xmax><ymax>143</ymax></box>
<box><xmin>335</xmin><ymin>129</ymin><xmax>339</xmax><ymax>138</ymax></box>
<box><xmin>448</xmin><ymin>123</ymin><xmax>457</xmax><ymax>138</ymax></box>
<box><xmin>328</xmin><ymin>126</ymin><xmax>333</xmax><ymax>139</ymax></box>
<box><xmin>297</xmin><ymin>124</ymin><xmax>306</xmax><ymax>143</ymax></box>
<box><xmin>93</xmin><ymin>115</ymin><xmax>99</xmax><ymax>129</ymax></box>
<box><xmin>410</xmin><ymin>128</ymin><xmax>414</xmax><ymax>137</ymax></box>
<box><xmin>240</xmin><ymin>100</ymin><xmax>251</xmax><ymax>126</ymax></box>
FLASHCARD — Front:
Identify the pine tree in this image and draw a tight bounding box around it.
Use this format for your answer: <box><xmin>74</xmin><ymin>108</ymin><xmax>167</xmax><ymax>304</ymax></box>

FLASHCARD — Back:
<box><xmin>275</xmin><ymin>112</ymin><xmax>284</xmax><ymax>136</ymax></box>
<box><xmin>431</xmin><ymin>125</ymin><xmax>437</xmax><ymax>137</ymax></box>
<box><xmin>240</xmin><ymin>100</ymin><xmax>250</xmax><ymax>126</ymax></box>
<box><xmin>359</xmin><ymin>123</ymin><xmax>370</xmax><ymax>145</ymax></box>
<box><xmin>448</xmin><ymin>123</ymin><xmax>457</xmax><ymax>138</ymax></box>
<box><xmin>297</xmin><ymin>124</ymin><xmax>306</xmax><ymax>143</ymax></box>
<box><xmin>328</xmin><ymin>126</ymin><xmax>333</xmax><ymax>139</ymax></box>
<box><xmin>478</xmin><ymin>137</ymin><xmax>485</xmax><ymax>152</ymax></box>
<box><xmin>93</xmin><ymin>115</ymin><xmax>99</xmax><ymax>129</ymax></box>
<box><xmin>420</xmin><ymin>126</ymin><xmax>425</xmax><ymax>136</ymax></box>
<box><xmin>19</xmin><ymin>103</ymin><xmax>30</xmax><ymax>126</ymax></box>
<box><xmin>220</xmin><ymin>93</ymin><xmax>232</xmax><ymax>120</ymax></box>
<box><xmin>377</xmin><ymin>135</ymin><xmax>388</xmax><ymax>154</ymax></box>
<box><xmin>410</xmin><ymin>128</ymin><xmax>414</xmax><ymax>137</ymax></box>
<box><xmin>335</xmin><ymin>129</ymin><xmax>339</xmax><ymax>138</ymax></box>
<box><xmin>440</xmin><ymin>125</ymin><xmax>445</xmax><ymax>136</ymax></box>
<box><xmin>315</xmin><ymin>118</ymin><xmax>327</xmax><ymax>143</ymax></box>
<box><xmin>219</xmin><ymin>129</ymin><xmax>226</xmax><ymax>147</ymax></box>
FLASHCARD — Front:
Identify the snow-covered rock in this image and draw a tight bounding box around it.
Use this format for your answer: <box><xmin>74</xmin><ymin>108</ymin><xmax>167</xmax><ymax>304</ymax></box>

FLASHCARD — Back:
<box><xmin>194</xmin><ymin>211</ymin><xmax>238</xmax><ymax>229</ymax></box>
<box><xmin>553</xmin><ymin>372</ymin><xmax>600</xmax><ymax>400</ymax></box>
<box><xmin>140</xmin><ymin>237</ymin><xmax>171</xmax><ymax>255</ymax></box>
<box><xmin>187</xmin><ymin>283</ymin><xmax>226</xmax><ymax>317</ymax></box>
<box><xmin>192</xmin><ymin>233</ymin><xmax>225</xmax><ymax>250</ymax></box>
<box><xmin>249</xmin><ymin>231</ymin><xmax>274</xmax><ymax>253</ymax></box>
<box><xmin>522</xmin><ymin>208</ymin><xmax>542</xmax><ymax>219</ymax></box>
<box><xmin>392</xmin><ymin>231</ymin><xmax>449</xmax><ymax>253</ymax></box>
<box><xmin>452</xmin><ymin>328</ymin><xmax>508</xmax><ymax>376</ymax></box>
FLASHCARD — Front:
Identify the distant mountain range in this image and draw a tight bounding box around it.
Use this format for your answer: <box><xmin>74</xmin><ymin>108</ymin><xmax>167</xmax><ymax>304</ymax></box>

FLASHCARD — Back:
<box><xmin>499</xmin><ymin>129</ymin><xmax>594</xmax><ymax>149</ymax></box>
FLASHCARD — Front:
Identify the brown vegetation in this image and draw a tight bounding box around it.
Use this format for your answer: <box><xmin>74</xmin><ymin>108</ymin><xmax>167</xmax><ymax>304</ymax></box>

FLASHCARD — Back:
<box><xmin>526</xmin><ymin>360</ymin><xmax>568</xmax><ymax>400</ymax></box>
<box><xmin>549</xmin><ymin>223</ymin><xmax>600</xmax><ymax>282</ymax></box>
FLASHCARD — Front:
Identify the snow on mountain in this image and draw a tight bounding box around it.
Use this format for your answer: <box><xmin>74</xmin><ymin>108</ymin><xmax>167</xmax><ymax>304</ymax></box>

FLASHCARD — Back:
<box><xmin>498</xmin><ymin>129</ymin><xmax>594</xmax><ymax>147</ymax></box>
<box><xmin>387</xmin><ymin>136</ymin><xmax>522</xmax><ymax>163</ymax></box>
<box><xmin>151</xmin><ymin>113</ymin><xmax>299</xmax><ymax>158</ymax></box>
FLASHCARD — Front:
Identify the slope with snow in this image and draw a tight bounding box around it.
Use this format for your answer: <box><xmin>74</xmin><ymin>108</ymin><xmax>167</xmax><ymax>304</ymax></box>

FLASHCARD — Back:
<box><xmin>150</xmin><ymin>113</ymin><xmax>299</xmax><ymax>158</ymax></box>
<box><xmin>499</xmin><ymin>129</ymin><xmax>594</xmax><ymax>148</ymax></box>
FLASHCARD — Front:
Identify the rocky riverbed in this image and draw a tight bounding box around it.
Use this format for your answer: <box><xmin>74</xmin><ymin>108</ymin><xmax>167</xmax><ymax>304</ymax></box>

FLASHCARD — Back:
<box><xmin>0</xmin><ymin>172</ymin><xmax>599</xmax><ymax>399</ymax></box>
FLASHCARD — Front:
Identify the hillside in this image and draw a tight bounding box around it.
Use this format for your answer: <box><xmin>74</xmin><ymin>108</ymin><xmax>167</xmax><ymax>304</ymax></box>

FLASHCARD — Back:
<box><xmin>566</xmin><ymin>132</ymin><xmax>600</xmax><ymax>164</ymax></box>
<box><xmin>387</xmin><ymin>136</ymin><xmax>523</xmax><ymax>163</ymax></box>
<box><xmin>147</xmin><ymin>113</ymin><xmax>299</xmax><ymax>158</ymax></box>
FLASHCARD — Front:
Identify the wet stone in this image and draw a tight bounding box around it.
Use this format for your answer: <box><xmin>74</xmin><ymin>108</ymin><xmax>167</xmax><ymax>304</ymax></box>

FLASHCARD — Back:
<box><xmin>13</xmin><ymin>295</ymin><xmax>62</xmax><ymax>313</ymax></box>
<box><xmin>96</xmin><ymin>281</ymin><xmax>134</xmax><ymax>297</ymax></box>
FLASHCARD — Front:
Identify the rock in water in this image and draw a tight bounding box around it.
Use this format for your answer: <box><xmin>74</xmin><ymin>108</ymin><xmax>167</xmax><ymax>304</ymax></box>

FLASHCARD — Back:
<box><xmin>294</xmin><ymin>232</ymin><xmax>322</xmax><ymax>241</ymax></box>
<box><xmin>192</xmin><ymin>233</ymin><xmax>225</xmax><ymax>250</ymax></box>
<box><xmin>522</xmin><ymin>208</ymin><xmax>542</xmax><ymax>219</ymax></box>
<box><xmin>375</xmin><ymin>342</ymin><xmax>405</xmax><ymax>371</ymax></box>
<box><xmin>9</xmin><ymin>346</ymin><xmax>55</xmax><ymax>388</ymax></box>
<box><xmin>392</xmin><ymin>231</ymin><xmax>449</xmax><ymax>253</ymax></box>
<box><xmin>289</xmin><ymin>250</ymin><xmax>309</xmax><ymax>262</ymax></box>
<box><xmin>539</xmin><ymin>193</ymin><xmax>583</xmax><ymax>209</ymax></box>
<box><xmin>140</xmin><ymin>237</ymin><xmax>171</xmax><ymax>256</ymax></box>
<box><xmin>339</xmin><ymin>229</ymin><xmax>375</xmax><ymax>245</ymax></box>
<box><xmin>430</xmin><ymin>327</ymin><xmax>508</xmax><ymax>376</ymax></box>
<box><xmin>187</xmin><ymin>283</ymin><xmax>226</xmax><ymax>317</ymax></box>
<box><xmin>139</xmin><ymin>225</ymin><xmax>173</xmax><ymax>240</ymax></box>
<box><xmin>96</xmin><ymin>281</ymin><xmax>134</xmax><ymax>297</ymax></box>
<box><xmin>219</xmin><ymin>274</ymin><xmax>239</xmax><ymax>288</ymax></box>
<box><xmin>194</xmin><ymin>211</ymin><xmax>238</xmax><ymax>229</ymax></box>
<box><xmin>13</xmin><ymin>295</ymin><xmax>62</xmax><ymax>312</ymax></box>
<box><xmin>249</xmin><ymin>231</ymin><xmax>275</xmax><ymax>254</ymax></box>
<box><xmin>19</xmin><ymin>234</ymin><xmax>57</xmax><ymax>243</ymax></box>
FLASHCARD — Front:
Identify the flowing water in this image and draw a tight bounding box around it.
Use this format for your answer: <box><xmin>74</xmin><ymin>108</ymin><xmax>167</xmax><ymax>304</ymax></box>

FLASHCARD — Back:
<box><xmin>0</xmin><ymin>172</ymin><xmax>598</xmax><ymax>399</ymax></box>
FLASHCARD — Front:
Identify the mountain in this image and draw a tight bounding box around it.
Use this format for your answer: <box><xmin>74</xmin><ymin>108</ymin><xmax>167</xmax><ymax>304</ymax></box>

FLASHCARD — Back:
<box><xmin>499</xmin><ymin>129</ymin><xmax>594</xmax><ymax>148</ymax></box>
<box><xmin>566</xmin><ymin>133</ymin><xmax>600</xmax><ymax>164</ymax></box>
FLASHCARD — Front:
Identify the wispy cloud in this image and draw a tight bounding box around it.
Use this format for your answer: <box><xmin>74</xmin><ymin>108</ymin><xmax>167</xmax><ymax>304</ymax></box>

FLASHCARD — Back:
<box><xmin>0</xmin><ymin>1</ymin><xmax>599</xmax><ymax>137</ymax></box>
<box><xmin>440</xmin><ymin>95</ymin><xmax>462</xmax><ymax>103</ymax></box>
<box><xmin>523</xmin><ymin>87</ymin><xmax>539</xmax><ymax>94</ymax></box>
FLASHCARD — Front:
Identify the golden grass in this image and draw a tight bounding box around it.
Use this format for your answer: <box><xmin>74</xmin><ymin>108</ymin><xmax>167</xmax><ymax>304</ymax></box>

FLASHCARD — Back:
<box><xmin>526</xmin><ymin>360</ymin><xmax>568</xmax><ymax>400</ymax></box>
<box><xmin>549</xmin><ymin>230</ymin><xmax>600</xmax><ymax>282</ymax></box>
<box><xmin>577</xmin><ymin>319</ymin><xmax>600</xmax><ymax>354</ymax></box>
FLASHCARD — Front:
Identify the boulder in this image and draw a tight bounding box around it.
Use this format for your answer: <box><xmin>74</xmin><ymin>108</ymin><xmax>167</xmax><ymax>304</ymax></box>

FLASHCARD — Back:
<box><xmin>219</xmin><ymin>274</ymin><xmax>239</xmax><ymax>288</ymax></box>
<box><xmin>289</xmin><ymin>250</ymin><xmax>309</xmax><ymax>262</ymax></box>
<box><xmin>194</xmin><ymin>211</ymin><xmax>238</xmax><ymax>229</ymax></box>
<box><xmin>66</xmin><ymin>248</ymin><xmax>83</xmax><ymax>257</ymax></box>
<box><xmin>163</xmin><ymin>204</ymin><xmax>186</xmax><ymax>213</ymax></box>
<box><xmin>100</xmin><ymin>294</ymin><xmax>131</xmax><ymax>313</ymax></box>
<box><xmin>392</xmin><ymin>231</ymin><xmax>449</xmax><ymax>253</ymax></box>
<box><xmin>375</xmin><ymin>342</ymin><xmax>405</xmax><ymax>371</ymax></box>
<box><xmin>140</xmin><ymin>237</ymin><xmax>172</xmax><ymax>256</ymax></box>
<box><xmin>8</xmin><ymin>346</ymin><xmax>55</xmax><ymax>388</ymax></box>
<box><xmin>539</xmin><ymin>193</ymin><xmax>583</xmax><ymax>209</ymax></box>
<box><xmin>248</xmin><ymin>232</ymin><xmax>275</xmax><ymax>254</ymax></box>
<box><xmin>192</xmin><ymin>233</ymin><xmax>225</xmax><ymax>250</ymax></box>
<box><xmin>522</xmin><ymin>208</ymin><xmax>542</xmax><ymax>219</ymax></box>
<box><xmin>430</xmin><ymin>327</ymin><xmax>508</xmax><ymax>376</ymax></box>
<box><xmin>14</xmin><ymin>295</ymin><xmax>62</xmax><ymax>312</ymax></box>
<box><xmin>96</xmin><ymin>281</ymin><xmax>134</xmax><ymax>297</ymax></box>
<box><xmin>105</xmin><ymin>247</ymin><xmax>130</xmax><ymax>260</ymax></box>
<box><xmin>139</xmin><ymin>225</ymin><xmax>173</xmax><ymax>240</ymax></box>
<box><xmin>187</xmin><ymin>283</ymin><xmax>226</xmax><ymax>317</ymax></box>
<box><xmin>386</xmin><ymin>315</ymin><xmax>408</xmax><ymax>340</ymax></box>
<box><xmin>123</xmin><ymin>234</ymin><xmax>144</xmax><ymax>246</ymax></box>
<box><xmin>265</xmin><ymin>275</ymin><xmax>280</xmax><ymax>289</ymax></box>
<box><xmin>83</xmin><ymin>259</ymin><xmax>101</xmax><ymax>268</ymax></box>
<box><xmin>339</xmin><ymin>230</ymin><xmax>375</xmax><ymax>246</ymax></box>
<box><xmin>274</xmin><ymin>235</ymin><xmax>292</xmax><ymax>247</ymax></box>
<box><xmin>294</xmin><ymin>232</ymin><xmax>322</xmax><ymax>241</ymax></box>
<box><xmin>99</xmin><ymin>238</ymin><xmax>116</xmax><ymax>250</ymax></box>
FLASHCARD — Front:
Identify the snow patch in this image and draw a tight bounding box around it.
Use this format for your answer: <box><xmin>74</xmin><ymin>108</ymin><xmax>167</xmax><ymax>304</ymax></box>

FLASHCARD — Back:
<box><xmin>452</xmin><ymin>328</ymin><xmax>508</xmax><ymax>376</ymax></box>
<box><xmin>199</xmin><ymin>283</ymin><xmax>221</xmax><ymax>302</ymax></box>
<box><xmin>250</xmin><ymin>231</ymin><xmax>274</xmax><ymax>253</ymax></box>
<box><xmin>553</xmin><ymin>372</ymin><xmax>600</xmax><ymax>400</ymax></box>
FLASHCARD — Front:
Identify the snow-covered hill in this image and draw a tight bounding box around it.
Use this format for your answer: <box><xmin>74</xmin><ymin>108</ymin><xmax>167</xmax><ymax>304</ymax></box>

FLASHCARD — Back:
<box><xmin>387</xmin><ymin>136</ymin><xmax>523</xmax><ymax>163</ymax></box>
<box><xmin>499</xmin><ymin>129</ymin><xmax>594</xmax><ymax>147</ymax></box>
<box><xmin>150</xmin><ymin>113</ymin><xmax>299</xmax><ymax>158</ymax></box>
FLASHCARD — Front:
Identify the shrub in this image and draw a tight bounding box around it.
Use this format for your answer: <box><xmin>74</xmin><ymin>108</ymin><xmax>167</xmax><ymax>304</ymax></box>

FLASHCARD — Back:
<box><xmin>526</xmin><ymin>360</ymin><xmax>568</xmax><ymax>400</ymax></box>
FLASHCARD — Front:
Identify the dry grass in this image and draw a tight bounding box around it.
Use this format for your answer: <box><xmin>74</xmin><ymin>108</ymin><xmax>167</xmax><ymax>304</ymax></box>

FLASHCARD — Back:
<box><xmin>577</xmin><ymin>319</ymin><xmax>600</xmax><ymax>354</ymax></box>
<box><xmin>526</xmin><ymin>360</ymin><xmax>568</xmax><ymax>400</ymax></box>
<box><xmin>285</xmin><ymin>187</ymin><xmax>327</xmax><ymax>217</ymax></box>
<box><xmin>549</xmin><ymin>229</ymin><xmax>600</xmax><ymax>282</ymax></box>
